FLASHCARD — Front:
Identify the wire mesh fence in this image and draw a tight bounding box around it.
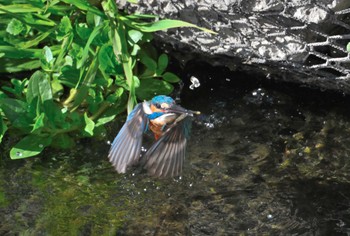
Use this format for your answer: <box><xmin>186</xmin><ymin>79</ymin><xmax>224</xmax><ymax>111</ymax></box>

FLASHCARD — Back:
<box><xmin>122</xmin><ymin>0</ymin><xmax>350</xmax><ymax>92</ymax></box>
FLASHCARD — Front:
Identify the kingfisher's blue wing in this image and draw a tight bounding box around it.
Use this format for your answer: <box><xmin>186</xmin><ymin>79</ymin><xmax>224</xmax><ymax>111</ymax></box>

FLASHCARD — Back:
<box><xmin>108</xmin><ymin>103</ymin><xmax>148</xmax><ymax>173</ymax></box>
<box><xmin>144</xmin><ymin>117</ymin><xmax>192</xmax><ymax>178</ymax></box>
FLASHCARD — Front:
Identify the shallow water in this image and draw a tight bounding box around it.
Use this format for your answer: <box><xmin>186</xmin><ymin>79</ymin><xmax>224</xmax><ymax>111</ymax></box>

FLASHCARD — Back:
<box><xmin>1</xmin><ymin>64</ymin><xmax>350</xmax><ymax>235</ymax></box>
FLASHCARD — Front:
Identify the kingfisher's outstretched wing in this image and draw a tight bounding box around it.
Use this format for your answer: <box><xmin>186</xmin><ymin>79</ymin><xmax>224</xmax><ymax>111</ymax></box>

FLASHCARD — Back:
<box><xmin>108</xmin><ymin>103</ymin><xmax>149</xmax><ymax>173</ymax></box>
<box><xmin>144</xmin><ymin>117</ymin><xmax>192</xmax><ymax>178</ymax></box>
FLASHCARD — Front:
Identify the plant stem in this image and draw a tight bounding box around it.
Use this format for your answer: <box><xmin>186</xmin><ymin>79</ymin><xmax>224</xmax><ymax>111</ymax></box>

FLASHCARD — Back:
<box><xmin>89</xmin><ymin>102</ymin><xmax>110</xmax><ymax>121</ymax></box>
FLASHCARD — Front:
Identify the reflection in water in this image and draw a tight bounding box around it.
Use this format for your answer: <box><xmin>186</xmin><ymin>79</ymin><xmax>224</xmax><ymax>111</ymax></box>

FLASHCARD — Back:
<box><xmin>1</xmin><ymin>64</ymin><xmax>350</xmax><ymax>235</ymax></box>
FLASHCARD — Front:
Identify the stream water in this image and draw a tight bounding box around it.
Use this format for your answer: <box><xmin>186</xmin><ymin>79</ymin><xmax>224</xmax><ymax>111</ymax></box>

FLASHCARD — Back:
<box><xmin>1</xmin><ymin>63</ymin><xmax>350</xmax><ymax>235</ymax></box>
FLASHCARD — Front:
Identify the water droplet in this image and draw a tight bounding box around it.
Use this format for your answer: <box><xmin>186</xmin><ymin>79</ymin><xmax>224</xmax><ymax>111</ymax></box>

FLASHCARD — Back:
<box><xmin>189</xmin><ymin>76</ymin><xmax>200</xmax><ymax>90</ymax></box>
<box><xmin>204</xmin><ymin>123</ymin><xmax>214</xmax><ymax>128</ymax></box>
<box><xmin>337</xmin><ymin>220</ymin><xmax>345</xmax><ymax>227</ymax></box>
<box><xmin>143</xmin><ymin>188</ymin><xmax>147</xmax><ymax>192</ymax></box>
<box><xmin>38</xmin><ymin>144</ymin><xmax>43</xmax><ymax>148</ymax></box>
<box><xmin>106</xmin><ymin>140</ymin><xmax>111</xmax><ymax>145</ymax></box>
<box><xmin>189</xmin><ymin>183</ymin><xmax>193</xmax><ymax>187</ymax></box>
<box><xmin>16</xmin><ymin>152</ymin><xmax>23</xmax><ymax>157</ymax></box>
<box><xmin>267</xmin><ymin>214</ymin><xmax>273</xmax><ymax>219</ymax></box>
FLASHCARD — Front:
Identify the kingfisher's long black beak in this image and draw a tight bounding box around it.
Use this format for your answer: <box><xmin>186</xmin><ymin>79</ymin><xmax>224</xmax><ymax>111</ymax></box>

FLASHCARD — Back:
<box><xmin>167</xmin><ymin>105</ymin><xmax>201</xmax><ymax>116</ymax></box>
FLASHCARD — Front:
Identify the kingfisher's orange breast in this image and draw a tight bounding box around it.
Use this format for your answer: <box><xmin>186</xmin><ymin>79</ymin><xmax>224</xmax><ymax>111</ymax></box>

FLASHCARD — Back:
<box><xmin>149</xmin><ymin>121</ymin><xmax>163</xmax><ymax>140</ymax></box>
<box><xmin>148</xmin><ymin>103</ymin><xmax>177</xmax><ymax>140</ymax></box>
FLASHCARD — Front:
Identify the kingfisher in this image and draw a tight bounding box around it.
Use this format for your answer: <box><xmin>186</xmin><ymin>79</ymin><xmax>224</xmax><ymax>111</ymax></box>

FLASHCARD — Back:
<box><xmin>108</xmin><ymin>95</ymin><xmax>200</xmax><ymax>178</ymax></box>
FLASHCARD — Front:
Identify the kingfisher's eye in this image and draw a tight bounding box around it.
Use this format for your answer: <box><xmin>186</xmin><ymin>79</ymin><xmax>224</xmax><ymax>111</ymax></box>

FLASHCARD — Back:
<box><xmin>155</xmin><ymin>103</ymin><xmax>162</xmax><ymax>109</ymax></box>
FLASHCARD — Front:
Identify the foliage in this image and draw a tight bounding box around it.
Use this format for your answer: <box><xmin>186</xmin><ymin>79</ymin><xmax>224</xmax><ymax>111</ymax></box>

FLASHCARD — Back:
<box><xmin>0</xmin><ymin>0</ymin><xmax>215</xmax><ymax>159</ymax></box>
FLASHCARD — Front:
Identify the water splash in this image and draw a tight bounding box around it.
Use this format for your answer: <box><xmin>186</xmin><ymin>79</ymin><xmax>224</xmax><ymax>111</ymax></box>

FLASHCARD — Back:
<box><xmin>189</xmin><ymin>76</ymin><xmax>200</xmax><ymax>90</ymax></box>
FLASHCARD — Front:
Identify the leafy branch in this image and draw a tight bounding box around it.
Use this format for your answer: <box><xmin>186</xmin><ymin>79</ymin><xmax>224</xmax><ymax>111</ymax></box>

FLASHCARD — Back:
<box><xmin>0</xmin><ymin>0</ymin><xmax>216</xmax><ymax>159</ymax></box>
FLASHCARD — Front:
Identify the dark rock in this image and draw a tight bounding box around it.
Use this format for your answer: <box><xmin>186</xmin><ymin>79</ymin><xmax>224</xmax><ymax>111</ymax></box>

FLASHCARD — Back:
<box><xmin>118</xmin><ymin>0</ymin><xmax>350</xmax><ymax>93</ymax></box>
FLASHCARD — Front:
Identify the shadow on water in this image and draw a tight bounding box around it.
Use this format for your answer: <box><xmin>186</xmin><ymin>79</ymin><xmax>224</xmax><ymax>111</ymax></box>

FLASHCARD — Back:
<box><xmin>2</xmin><ymin>62</ymin><xmax>350</xmax><ymax>235</ymax></box>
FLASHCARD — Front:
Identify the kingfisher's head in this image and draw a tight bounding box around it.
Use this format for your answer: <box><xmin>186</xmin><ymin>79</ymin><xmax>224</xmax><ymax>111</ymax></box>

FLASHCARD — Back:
<box><xmin>145</xmin><ymin>95</ymin><xmax>199</xmax><ymax>121</ymax></box>
<box><xmin>150</xmin><ymin>95</ymin><xmax>175</xmax><ymax>113</ymax></box>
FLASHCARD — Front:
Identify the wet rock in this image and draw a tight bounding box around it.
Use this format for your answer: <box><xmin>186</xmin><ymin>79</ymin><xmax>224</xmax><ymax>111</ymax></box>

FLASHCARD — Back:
<box><xmin>119</xmin><ymin>0</ymin><xmax>350</xmax><ymax>93</ymax></box>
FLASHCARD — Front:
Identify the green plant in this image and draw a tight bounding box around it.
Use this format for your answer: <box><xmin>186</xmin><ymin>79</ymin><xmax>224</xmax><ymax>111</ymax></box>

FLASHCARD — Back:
<box><xmin>0</xmin><ymin>0</ymin><xmax>215</xmax><ymax>159</ymax></box>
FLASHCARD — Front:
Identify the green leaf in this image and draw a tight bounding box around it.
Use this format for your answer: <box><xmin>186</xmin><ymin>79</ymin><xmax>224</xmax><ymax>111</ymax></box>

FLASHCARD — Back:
<box><xmin>59</xmin><ymin>65</ymin><xmax>80</xmax><ymax>87</ymax></box>
<box><xmin>96</xmin><ymin>116</ymin><xmax>116</xmax><ymax>127</ymax></box>
<box><xmin>114</xmin><ymin>75</ymin><xmax>129</xmax><ymax>90</ymax></box>
<box><xmin>101</xmin><ymin>92</ymin><xmax>127</xmax><ymax>118</ymax></box>
<box><xmin>77</xmin><ymin>23</ymin><xmax>103</xmax><ymax>69</ymax></box>
<box><xmin>0</xmin><ymin>46</ymin><xmax>43</xmax><ymax>59</ymax></box>
<box><xmin>6</xmin><ymin>18</ymin><xmax>24</xmax><ymax>36</ymax></box>
<box><xmin>133</xmin><ymin>75</ymin><xmax>140</xmax><ymax>88</ymax></box>
<box><xmin>0</xmin><ymin>91</ymin><xmax>7</xmax><ymax>100</ymax></box>
<box><xmin>0</xmin><ymin>4</ymin><xmax>43</xmax><ymax>13</ymax></box>
<box><xmin>0</xmin><ymin>59</ymin><xmax>41</xmax><ymax>73</ymax></box>
<box><xmin>98</xmin><ymin>44</ymin><xmax>122</xmax><ymax>75</ymax></box>
<box><xmin>71</xmin><ymin>54</ymin><xmax>99</xmax><ymax>110</ymax></box>
<box><xmin>51</xmin><ymin>79</ymin><xmax>64</xmax><ymax>99</ymax></box>
<box><xmin>84</xmin><ymin>113</ymin><xmax>95</xmax><ymax>136</ymax></box>
<box><xmin>17</xmin><ymin>29</ymin><xmax>55</xmax><ymax>49</ymax></box>
<box><xmin>121</xmin><ymin>17</ymin><xmax>217</xmax><ymax>34</ymax></box>
<box><xmin>61</xmin><ymin>0</ymin><xmax>105</xmax><ymax>18</ymax></box>
<box><xmin>130</xmin><ymin>44</ymin><xmax>141</xmax><ymax>56</ymax></box>
<box><xmin>106</xmin><ymin>87</ymin><xmax>124</xmax><ymax>103</ymax></box>
<box><xmin>162</xmin><ymin>72</ymin><xmax>181</xmax><ymax>83</ymax></box>
<box><xmin>0</xmin><ymin>91</ymin><xmax>7</xmax><ymax>99</ymax></box>
<box><xmin>26</xmin><ymin>14</ymin><xmax>56</xmax><ymax>27</ymax></box>
<box><xmin>76</xmin><ymin>23</ymin><xmax>92</xmax><ymax>41</ymax></box>
<box><xmin>57</xmin><ymin>16</ymin><xmax>73</xmax><ymax>39</ymax></box>
<box><xmin>41</xmin><ymin>46</ymin><xmax>54</xmax><ymax>70</ymax></box>
<box><xmin>93</xmin><ymin>125</ymin><xmax>107</xmax><ymax>139</ymax></box>
<box><xmin>42</xmin><ymin>46</ymin><xmax>54</xmax><ymax>63</ymax></box>
<box><xmin>43</xmin><ymin>100</ymin><xmax>65</xmax><ymax>125</ymax></box>
<box><xmin>128</xmin><ymin>30</ymin><xmax>143</xmax><ymax>44</ymax></box>
<box><xmin>32</xmin><ymin>113</ymin><xmax>45</xmax><ymax>133</ymax></box>
<box><xmin>136</xmin><ymin>79</ymin><xmax>174</xmax><ymax>100</ymax></box>
<box><xmin>0</xmin><ymin>118</ymin><xmax>7</xmax><ymax>143</ymax></box>
<box><xmin>51</xmin><ymin>134</ymin><xmax>75</xmax><ymax>149</ymax></box>
<box><xmin>157</xmin><ymin>54</ymin><xmax>168</xmax><ymax>75</ymax></box>
<box><xmin>2</xmin><ymin>78</ymin><xmax>27</xmax><ymax>97</ymax></box>
<box><xmin>125</xmin><ymin>14</ymin><xmax>159</xmax><ymax>20</ymax></box>
<box><xmin>140</xmin><ymin>54</ymin><xmax>157</xmax><ymax>71</ymax></box>
<box><xmin>0</xmin><ymin>98</ymin><xmax>28</xmax><ymax>122</ymax></box>
<box><xmin>26</xmin><ymin>71</ymin><xmax>53</xmax><ymax>104</ymax></box>
<box><xmin>347</xmin><ymin>42</ymin><xmax>350</xmax><ymax>52</ymax></box>
<box><xmin>10</xmin><ymin>135</ymin><xmax>52</xmax><ymax>159</ymax></box>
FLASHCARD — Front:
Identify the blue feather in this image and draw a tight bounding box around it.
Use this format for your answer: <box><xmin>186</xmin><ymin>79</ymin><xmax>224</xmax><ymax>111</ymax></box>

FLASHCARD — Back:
<box><xmin>151</xmin><ymin>95</ymin><xmax>174</xmax><ymax>105</ymax></box>
<box><xmin>147</xmin><ymin>112</ymin><xmax>164</xmax><ymax>120</ymax></box>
